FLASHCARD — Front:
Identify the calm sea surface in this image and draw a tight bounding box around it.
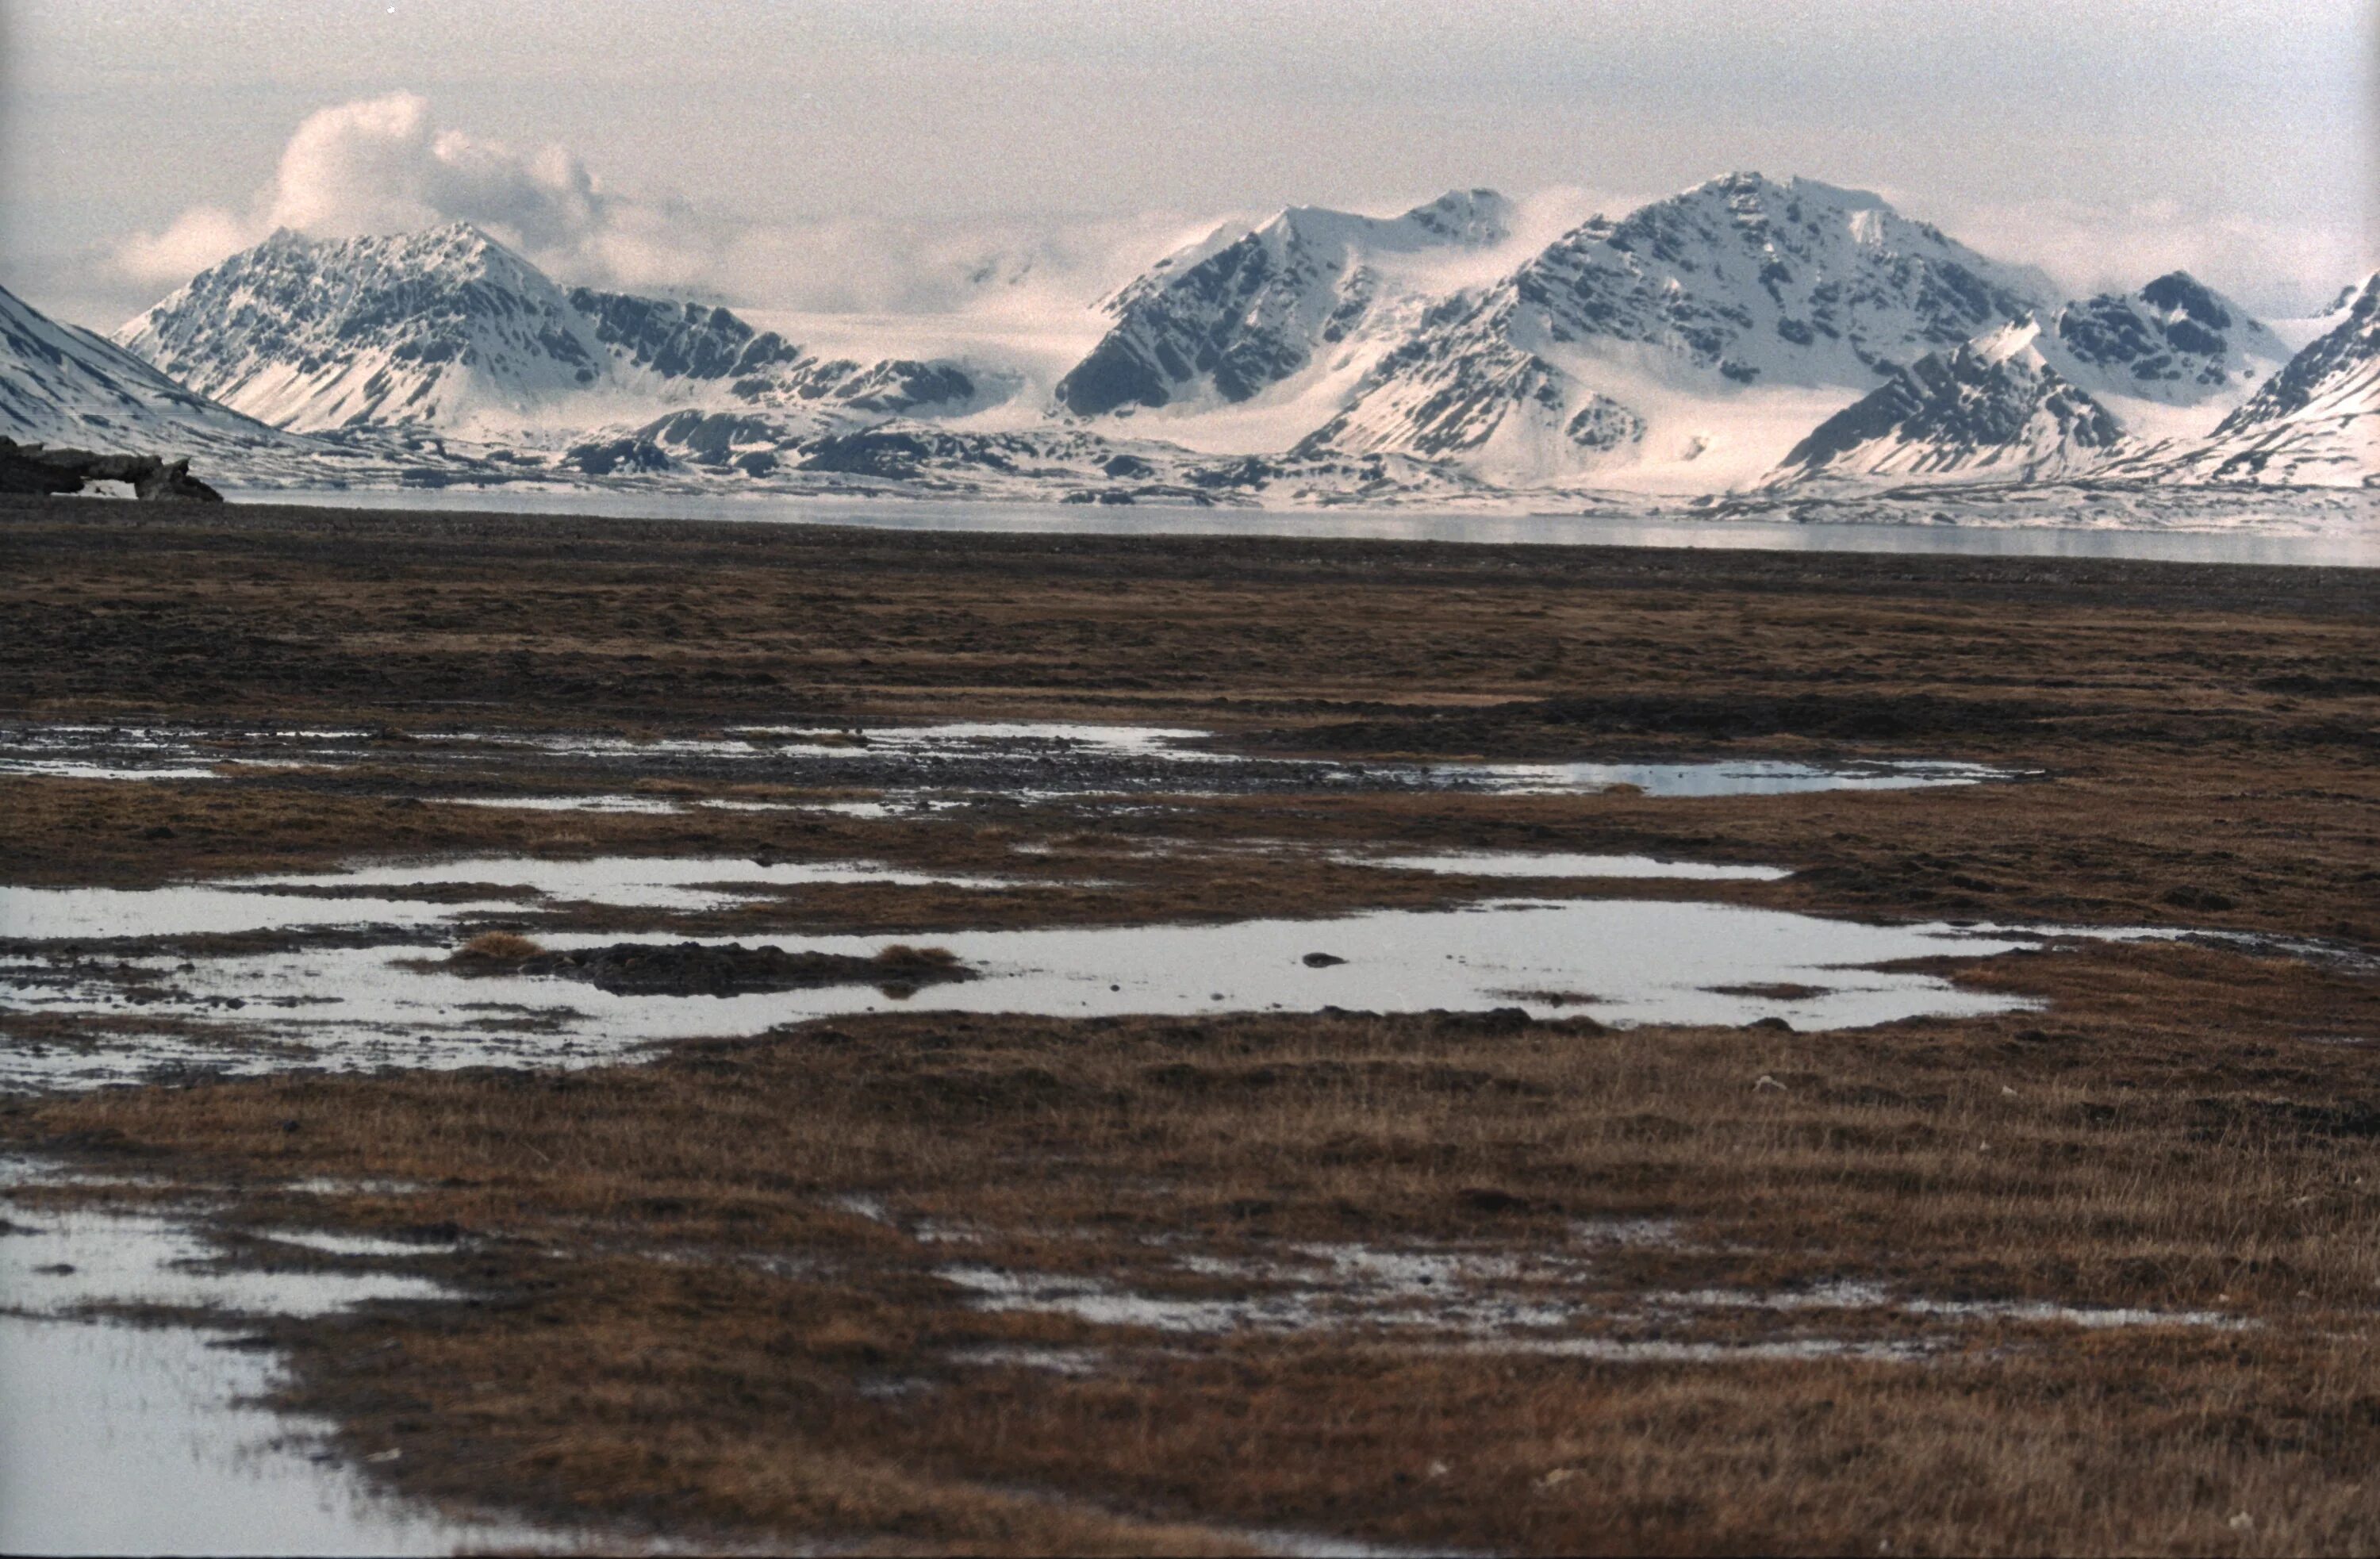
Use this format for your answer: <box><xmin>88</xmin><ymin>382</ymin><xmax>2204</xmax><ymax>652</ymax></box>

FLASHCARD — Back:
<box><xmin>225</xmin><ymin>489</ymin><xmax>2380</xmax><ymax>569</ymax></box>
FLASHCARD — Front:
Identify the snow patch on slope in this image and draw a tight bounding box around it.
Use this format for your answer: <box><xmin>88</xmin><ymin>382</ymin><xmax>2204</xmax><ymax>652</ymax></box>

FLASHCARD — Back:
<box><xmin>1296</xmin><ymin>173</ymin><xmax>2059</xmax><ymax>489</ymax></box>
<box><xmin>0</xmin><ymin>282</ymin><xmax>298</xmax><ymax>458</ymax></box>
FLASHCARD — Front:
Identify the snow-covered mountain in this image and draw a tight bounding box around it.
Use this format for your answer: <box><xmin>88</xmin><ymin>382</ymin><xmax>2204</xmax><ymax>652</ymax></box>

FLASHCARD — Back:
<box><xmin>2018</xmin><ymin>273</ymin><xmax>2290</xmax><ymax>449</ymax></box>
<box><xmin>1292</xmin><ymin>173</ymin><xmax>2059</xmax><ymax>489</ymax></box>
<box><xmin>67</xmin><ymin>173</ymin><xmax>2374</xmax><ymax>503</ymax></box>
<box><xmin>114</xmin><ymin>225</ymin><xmax>1010</xmax><ymax>438</ymax></box>
<box><xmin>1768</xmin><ymin>320</ymin><xmax>2127</xmax><ymax>483</ymax></box>
<box><xmin>1054</xmin><ymin>189</ymin><xmax>1519</xmax><ymax>432</ymax></box>
<box><xmin>0</xmin><ymin>282</ymin><xmax>293</xmax><ymax>455</ymax></box>
<box><xmin>2147</xmin><ymin>273</ymin><xmax>2378</xmax><ymax>486</ymax></box>
<box><xmin>1764</xmin><ymin>273</ymin><xmax>2289</xmax><ymax>485</ymax></box>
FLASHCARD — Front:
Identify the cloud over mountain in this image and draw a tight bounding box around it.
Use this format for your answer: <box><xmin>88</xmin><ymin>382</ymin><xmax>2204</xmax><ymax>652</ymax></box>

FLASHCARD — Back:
<box><xmin>102</xmin><ymin>94</ymin><xmax>1206</xmax><ymax>342</ymax></box>
<box><xmin>109</xmin><ymin>93</ymin><xmax>708</xmax><ymax>298</ymax></box>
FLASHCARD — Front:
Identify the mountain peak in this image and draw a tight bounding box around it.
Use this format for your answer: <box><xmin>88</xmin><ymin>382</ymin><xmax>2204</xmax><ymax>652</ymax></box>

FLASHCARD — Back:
<box><xmin>2136</xmin><ymin>271</ymin><xmax>2233</xmax><ymax>329</ymax></box>
<box><xmin>1399</xmin><ymin>188</ymin><xmax>1514</xmax><ymax>245</ymax></box>
<box><xmin>1685</xmin><ymin>171</ymin><xmax>1889</xmax><ymax>212</ymax></box>
<box><xmin>1973</xmin><ymin>315</ymin><xmax>2050</xmax><ymax>367</ymax></box>
<box><xmin>2040</xmin><ymin>274</ymin><xmax>2283</xmax><ymax>409</ymax></box>
<box><xmin>1057</xmin><ymin>189</ymin><xmax>1525</xmax><ymax>417</ymax></box>
<box><xmin>1770</xmin><ymin>333</ymin><xmax>2125</xmax><ymax>485</ymax></box>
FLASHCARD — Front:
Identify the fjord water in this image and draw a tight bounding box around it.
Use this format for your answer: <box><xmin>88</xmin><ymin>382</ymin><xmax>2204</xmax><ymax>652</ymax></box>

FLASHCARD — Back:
<box><xmin>223</xmin><ymin>490</ymin><xmax>2380</xmax><ymax>567</ymax></box>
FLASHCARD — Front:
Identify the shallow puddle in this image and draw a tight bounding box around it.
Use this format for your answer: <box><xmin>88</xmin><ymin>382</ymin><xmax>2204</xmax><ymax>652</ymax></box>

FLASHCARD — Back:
<box><xmin>0</xmin><ymin>854</ymin><xmax>1020</xmax><ymax>942</ymax></box>
<box><xmin>1353</xmin><ymin>851</ymin><xmax>1789</xmax><ymax>881</ymax></box>
<box><xmin>0</xmin><ymin>1319</ymin><xmax>562</xmax><ymax>1557</ymax></box>
<box><xmin>0</xmin><ymin>718</ymin><xmax>2022</xmax><ymax>801</ymax></box>
<box><xmin>1435</xmin><ymin>758</ymin><xmax>2011</xmax><ymax>796</ymax></box>
<box><xmin>0</xmin><ymin>1201</ymin><xmax>447</xmax><ymax>1319</ymax></box>
<box><xmin>0</xmin><ymin>724</ymin><xmax>375</xmax><ymax>783</ymax></box>
<box><xmin>935</xmin><ymin>1234</ymin><xmax>2248</xmax><ymax>1361</ymax></box>
<box><xmin>438</xmin><ymin>793</ymin><xmax>685</xmax><ymax>813</ymax></box>
<box><xmin>1</xmin><ymin>896</ymin><xmax>2038</xmax><ymax>1088</ymax></box>
<box><xmin>0</xmin><ymin>1181</ymin><xmax>557</xmax><ymax>1557</ymax></box>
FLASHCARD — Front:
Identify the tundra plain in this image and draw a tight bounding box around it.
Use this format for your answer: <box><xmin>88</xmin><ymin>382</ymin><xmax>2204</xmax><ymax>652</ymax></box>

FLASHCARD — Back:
<box><xmin>2</xmin><ymin>495</ymin><xmax>2377</xmax><ymax>1555</ymax></box>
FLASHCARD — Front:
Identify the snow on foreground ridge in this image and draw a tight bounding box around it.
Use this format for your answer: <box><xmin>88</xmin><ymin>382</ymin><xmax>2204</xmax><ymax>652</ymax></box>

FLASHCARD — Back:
<box><xmin>0</xmin><ymin>282</ymin><xmax>291</xmax><ymax>456</ymax></box>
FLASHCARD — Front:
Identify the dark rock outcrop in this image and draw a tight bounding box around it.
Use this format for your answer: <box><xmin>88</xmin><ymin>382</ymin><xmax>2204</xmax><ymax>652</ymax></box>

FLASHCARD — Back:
<box><xmin>0</xmin><ymin>437</ymin><xmax>223</xmax><ymax>501</ymax></box>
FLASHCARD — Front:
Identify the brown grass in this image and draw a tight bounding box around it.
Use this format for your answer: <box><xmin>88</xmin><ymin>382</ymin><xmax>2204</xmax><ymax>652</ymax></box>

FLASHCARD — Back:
<box><xmin>2</xmin><ymin>499</ymin><xmax>2374</xmax><ymax>1553</ymax></box>
<box><xmin>875</xmin><ymin>943</ymin><xmax>962</xmax><ymax>969</ymax></box>
<box><xmin>455</xmin><ymin>930</ymin><xmax>545</xmax><ymax>960</ymax></box>
<box><xmin>8</xmin><ymin>939</ymin><xmax>2378</xmax><ymax>1554</ymax></box>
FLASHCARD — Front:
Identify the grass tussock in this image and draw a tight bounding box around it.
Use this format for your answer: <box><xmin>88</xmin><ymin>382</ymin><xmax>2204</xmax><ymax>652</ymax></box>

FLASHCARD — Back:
<box><xmin>874</xmin><ymin>943</ymin><xmax>962</xmax><ymax>970</ymax></box>
<box><xmin>455</xmin><ymin>930</ymin><xmax>544</xmax><ymax>961</ymax></box>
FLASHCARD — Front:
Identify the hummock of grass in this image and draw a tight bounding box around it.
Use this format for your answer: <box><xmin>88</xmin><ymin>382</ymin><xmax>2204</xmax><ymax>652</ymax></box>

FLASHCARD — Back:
<box><xmin>873</xmin><ymin>943</ymin><xmax>961</xmax><ymax>969</ymax></box>
<box><xmin>456</xmin><ymin>930</ymin><xmax>545</xmax><ymax>961</ymax></box>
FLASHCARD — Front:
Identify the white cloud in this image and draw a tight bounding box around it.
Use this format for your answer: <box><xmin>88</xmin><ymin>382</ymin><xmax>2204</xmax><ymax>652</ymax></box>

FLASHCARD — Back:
<box><xmin>109</xmin><ymin>92</ymin><xmax>2366</xmax><ymax>349</ymax></box>
<box><xmin>1921</xmin><ymin>195</ymin><xmax>2372</xmax><ymax>320</ymax></box>
<box><xmin>110</xmin><ymin>205</ymin><xmax>259</xmax><ymax>289</ymax></box>
<box><xmin>103</xmin><ymin>92</ymin><xmax>1218</xmax><ymax>336</ymax></box>
<box><xmin>108</xmin><ymin>92</ymin><xmax>706</xmax><ymax>300</ymax></box>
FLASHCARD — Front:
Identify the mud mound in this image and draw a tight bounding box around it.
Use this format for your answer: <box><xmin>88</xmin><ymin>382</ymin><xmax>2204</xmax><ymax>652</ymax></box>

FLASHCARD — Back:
<box><xmin>476</xmin><ymin>939</ymin><xmax>974</xmax><ymax>996</ymax></box>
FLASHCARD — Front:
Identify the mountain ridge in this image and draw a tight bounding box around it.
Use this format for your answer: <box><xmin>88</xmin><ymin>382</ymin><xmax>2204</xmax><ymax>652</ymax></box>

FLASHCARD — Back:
<box><xmin>57</xmin><ymin>175</ymin><xmax>2377</xmax><ymax>501</ymax></box>
<box><xmin>115</xmin><ymin>223</ymin><xmax>1010</xmax><ymax>440</ymax></box>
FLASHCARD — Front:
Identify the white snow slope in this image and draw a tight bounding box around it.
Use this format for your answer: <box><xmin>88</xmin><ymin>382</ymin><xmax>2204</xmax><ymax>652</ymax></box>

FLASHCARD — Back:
<box><xmin>1</xmin><ymin>282</ymin><xmax>296</xmax><ymax>457</ymax></box>
<box><xmin>2140</xmin><ymin>272</ymin><xmax>2380</xmax><ymax>487</ymax></box>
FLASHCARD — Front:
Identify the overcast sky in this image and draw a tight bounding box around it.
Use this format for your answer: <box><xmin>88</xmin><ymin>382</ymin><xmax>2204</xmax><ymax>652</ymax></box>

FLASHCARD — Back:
<box><xmin>3</xmin><ymin>0</ymin><xmax>2370</xmax><ymax>332</ymax></box>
